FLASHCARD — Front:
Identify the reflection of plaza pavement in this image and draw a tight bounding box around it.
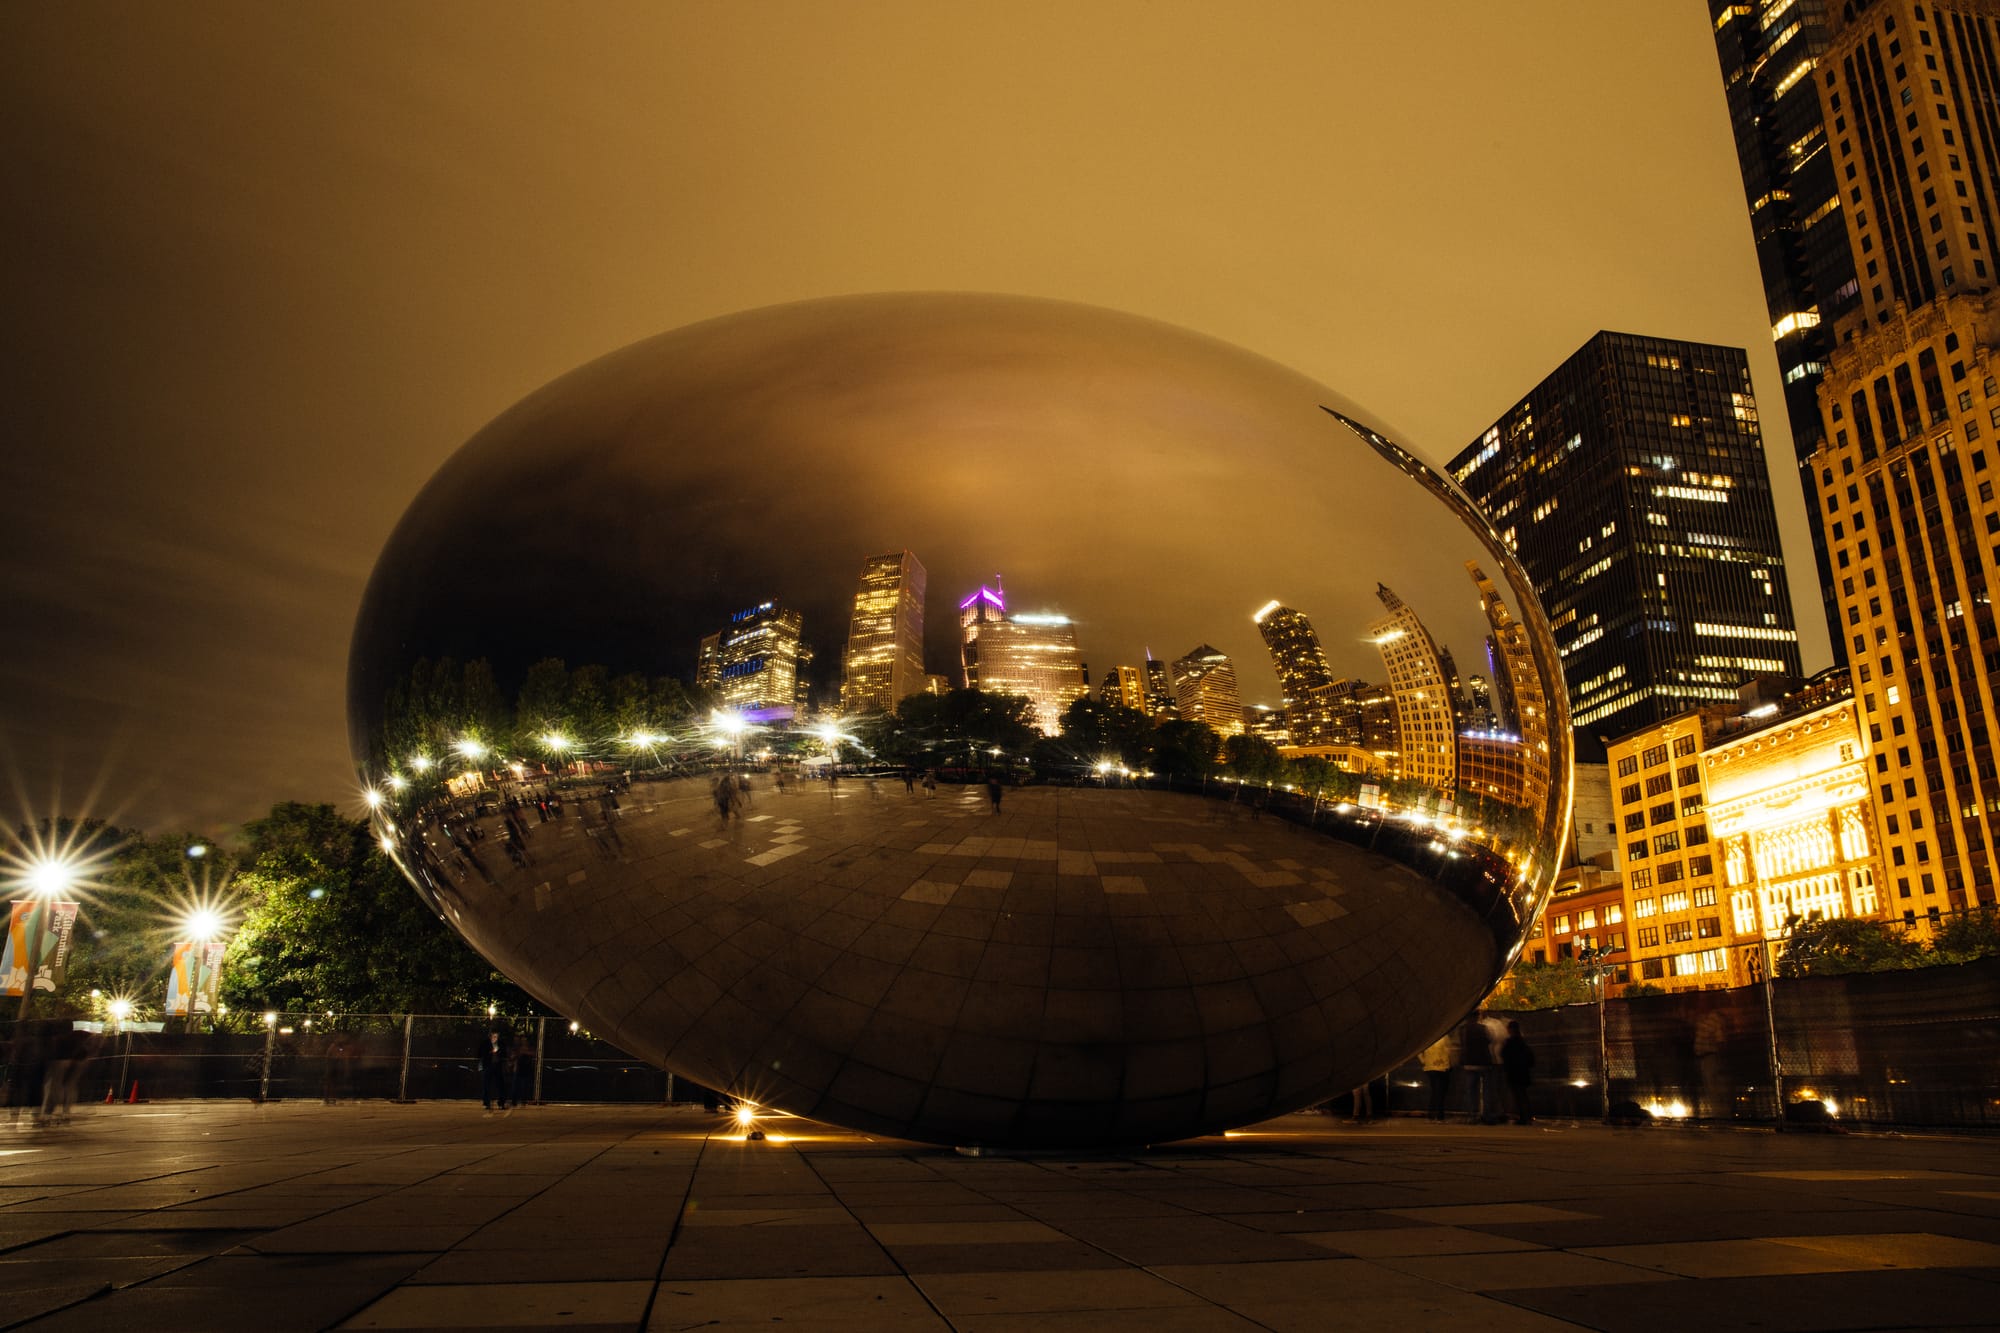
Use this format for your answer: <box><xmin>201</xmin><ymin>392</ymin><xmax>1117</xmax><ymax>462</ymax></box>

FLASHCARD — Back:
<box><xmin>413</xmin><ymin>781</ymin><xmax>1501</xmax><ymax>1146</ymax></box>
<box><xmin>9</xmin><ymin>1102</ymin><xmax>2000</xmax><ymax>1331</ymax></box>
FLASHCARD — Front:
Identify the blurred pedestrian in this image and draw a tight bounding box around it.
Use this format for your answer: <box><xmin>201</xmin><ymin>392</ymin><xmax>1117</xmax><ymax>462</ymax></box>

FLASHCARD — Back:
<box><xmin>1460</xmin><ymin>1010</ymin><xmax>1505</xmax><ymax>1123</ymax></box>
<box><xmin>511</xmin><ymin>1039</ymin><xmax>535</xmax><ymax>1109</ymax></box>
<box><xmin>987</xmin><ymin>776</ymin><xmax>1003</xmax><ymax>813</ymax></box>
<box><xmin>1419</xmin><ymin>1031</ymin><xmax>1454</xmax><ymax>1120</ymax></box>
<box><xmin>1501</xmin><ymin>1020</ymin><xmax>1535</xmax><ymax>1125</ymax></box>
<box><xmin>923</xmin><ymin>770</ymin><xmax>937</xmax><ymax>798</ymax></box>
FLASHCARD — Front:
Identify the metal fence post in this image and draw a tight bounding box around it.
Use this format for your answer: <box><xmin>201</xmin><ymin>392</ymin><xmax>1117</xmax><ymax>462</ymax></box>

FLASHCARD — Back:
<box><xmin>259</xmin><ymin>1022</ymin><xmax>274</xmax><ymax>1102</ymax></box>
<box><xmin>397</xmin><ymin>1013</ymin><xmax>413</xmax><ymax>1103</ymax></box>
<box><xmin>1761</xmin><ymin>937</ymin><xmax>1785</xmax><ymax>1124</ymax></box>
<box><xmin>533</xmin><ymin>1017</ymin><xmax>546</xmax><ymax>1105</ymax></box>
<box><xmin>667</xmin><ymin>1070</ymin><xmax>675</xmax><ymax>1104</ymax></box>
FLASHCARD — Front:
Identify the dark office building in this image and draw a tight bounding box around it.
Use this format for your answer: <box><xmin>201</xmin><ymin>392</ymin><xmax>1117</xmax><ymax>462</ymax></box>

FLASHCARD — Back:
<box><xmin>1711</xmin><ymin>0</ymin><xmax>1862</xmax><ymax>665</ymax></box>
<box><xmin>1448</xmin><ymin>331</ymin><xmax>1803</xmax><ymax>761</ymax></box>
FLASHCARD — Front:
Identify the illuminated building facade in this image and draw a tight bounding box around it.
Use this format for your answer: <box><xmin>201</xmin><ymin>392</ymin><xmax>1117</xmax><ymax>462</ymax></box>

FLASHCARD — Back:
<box><xmin>1706</xmin><ymin>688</ymin><xmax>1889</xmax><ymax>977</ymax></box>
<box><xmin>1710</xmin><ymin>0</ymin><xmax>1861</xmax><ymax>664</ymax></box>
<box><xmin>1457</xmin><ymin>730</ymin><xmax>1529</xmax><ymax>808</ymax></box>
<box><xmin>1254</xmin><ymin>600</ymin><xmax>1346</xmax><ymax>746</ymax></box>
<box><xmin>1144</xmin><ymin>655</ymin><xmax>1177</xmax><ymax>717</ymax></box>
<box><xmin>958</xmin><ymin>583</ymin><xmax>1007</xmax><ymax>688</ymax></box>
<box><xmin>1448</xmin><ymin>332</ymin><xmax>1803</xmax><ymax>761</ymax></box>
<box><xmin>1606</xmin><ymin>671</ymin><xmax>1906</xmax><ymax>993</ymax></box>
<box><xmin>1100</xmin><ymin>664</ymin><xmax>1151</xmax><ymax>713</ymax></box>
<box><xmin>967</xmin><ymin>613</ymin><xmax>1088</xmax><ymax>737</ymax></box>
<box><xmin>1807</xmin><ymin>0</ymin><xmax>2000</xmax><ymax>914</ymax></box>
<box><xmin>841</xmin><ymin>549</ymin><xmax>927</xmax><ymax>714</ymax></box>
<box><xmin>1369</xmin><ymin>584</ymin><xmax>1456</xmax><ymax>792</ymax></box>
<box><xmin>1170</xmin><ymin>645</ymin><xmax>1244</xmax><ymax>737</ymax></box>
<box><xmin>1529</xmin><ymin>862</ymin><xmax>1630</xmax><ymax>984</ymax></box>
<box><xmin>701</xmin><ymin>601</ymin><xmax>812</xmax><ymax>720</ymax></box>
<box><xmin>1469</xmin><ymin>561</ymin><xmax>1551</xmax><ymax>816</ymax></box>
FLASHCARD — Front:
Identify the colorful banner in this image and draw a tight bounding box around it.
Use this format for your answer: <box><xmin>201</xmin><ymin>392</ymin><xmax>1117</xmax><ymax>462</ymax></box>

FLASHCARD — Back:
<box><xmin>164</xmin><ymin>940</ymin><xmax>226</xmax><ymax>1016</ymax></box>
<box><xmin>1</xmin><ymin>900</ymin><xmax>79</xmax><ymax>998</ymax></box>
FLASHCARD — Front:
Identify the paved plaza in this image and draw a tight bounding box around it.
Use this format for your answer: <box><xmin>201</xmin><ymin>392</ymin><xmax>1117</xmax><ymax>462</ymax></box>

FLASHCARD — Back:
<box><xmin>1</xmin><ymin>1104</ymin><xmax>1998</xmax><ymax>1330</ymax></box>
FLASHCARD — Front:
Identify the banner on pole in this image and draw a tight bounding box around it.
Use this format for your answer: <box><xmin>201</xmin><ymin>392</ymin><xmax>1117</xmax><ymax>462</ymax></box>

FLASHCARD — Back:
<box><xmin>165</xmin><ymin>941</ymin><xmax>226</xmax><ymax>1016</ymax></box>
<box><xmin>1</xmin><ymin>900</ymin><xmax>79</xmax><ymax>998</ymax></box>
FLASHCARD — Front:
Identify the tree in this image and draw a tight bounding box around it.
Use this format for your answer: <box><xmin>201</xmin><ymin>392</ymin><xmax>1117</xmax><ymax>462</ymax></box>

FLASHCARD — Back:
<box><xmin>1486</xmin><ymin>956</ymin><xmax>1597</xmax><ymax>1011</ymax></box>
<box><xmin>1151</xmin><ymin>720</ymin><xmax>1222</xmax><ymax>784</ymax></box>
<box><xmin>1927</xmin><ymin>905</ymin><xmax>2000</xmax><ymax>965</ymax></box>
<box><xmin>221</xmin><ymin>802</ymin><xmax>532</xmax><ymax>1014</ymax></box>
<box><xmin>1775</xmin><ymin>912</ymin><xmax>1926</xmax><ymax>977</ymax></box>
<box><xmin>1221</xmin><ymin>734</ymin><xmax>1284</xmax><ymax>785</ymax></box>
<box><xmin>1055</xmin><ymin>698</ymin><xmax>1155</xmax><ymax>767</ymax></box>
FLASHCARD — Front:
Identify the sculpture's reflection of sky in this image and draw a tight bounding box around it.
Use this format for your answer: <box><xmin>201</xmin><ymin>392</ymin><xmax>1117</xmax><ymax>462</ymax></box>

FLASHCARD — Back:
<box><xmin>3</xmin><ymin>6</ymin><xmax>1817</xmax><ymax>830</ymax></box>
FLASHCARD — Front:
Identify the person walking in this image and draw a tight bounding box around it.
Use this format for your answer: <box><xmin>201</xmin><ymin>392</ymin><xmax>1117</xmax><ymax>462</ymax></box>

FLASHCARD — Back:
<box><xmin>478</xmin><ymin>1030</ymin><xmax>511</xmax><ymax>1112</ymax></box>
<box><xmin>986</xmin><ymin>776</ymin><xmax>1004</xmax><ymax>814</ymax></box>
<box><xmin>1419</xmin><ymin>1031</ymin><xmax>1454</xmax><ymax>1121</ymax></box>
<box><xmin>1501</xmin><ymin>1020</ymin><xmax>1536</xmax><ymax>1125</ymax></box>
<box><xmin>1459</xmin><ymin>1010</ymin><xmax>1506</xmax><ymax>1123</ymax></box>
<box><xmin>923</xmin><ymin>770</ymin><xmax>937</xmax><ymax>799</ymax></box>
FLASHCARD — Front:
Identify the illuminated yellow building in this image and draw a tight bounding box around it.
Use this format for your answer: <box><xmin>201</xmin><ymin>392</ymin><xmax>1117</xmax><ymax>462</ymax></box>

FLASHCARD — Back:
<box><xmin>1706</xmin><ymin>684</ymin><xmax>1889</xmax><ymax>980</ymax></box>
<box><xmin>1171</xmin><ymin>645</ymin><xmax>1245</xmax><ymax>738</ymax></box>
<box><xmin>1469</xmin><ymin>562</ymin><xmax>1550</xmax><ymax>817</ymax></box>
<box><xmin>699</xmin><ymin>601</ymin><xmax>813</xmax><ymax>721</ymax></box>
<box><xmin>840</xmin><ymin>550</ymin><xmax>927</xmax><ymax>714</ymax></box>
<box><xmin>1607</xmin><ymin>672</ymin><xmax>1901</xmax><ymax>992</ymax></box>
<box><xmin>971</xmin><ymin>613</ymin><xmax>1088</xmax><ymax>737</ymax></box>
<box><xmin>1369</xmin><ymin>584</ymin><xmax>1455</xmax><ymax>793</ymax></box>
<box><xmin>1100</xmin><ymin>664</ymin><xmax>1150</xmax><ymax>714</ymax></box>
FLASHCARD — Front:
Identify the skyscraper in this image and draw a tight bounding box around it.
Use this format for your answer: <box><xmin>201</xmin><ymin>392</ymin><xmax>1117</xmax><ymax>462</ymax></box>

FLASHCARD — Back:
<box><xmin>1711</xmin><ymin>0</ymin><xmax>1862</xmax><ymax>663</ymax></box>
<box><xmin>1469</xmin><ymin>561</ymin><xmax>1552</xmax><ymax>818</ymax></box>
<box><xmin>701</xmin><ymin>601</ymin><xmax>812</xmax><ymax>720</ymax></box>
<box><xmin>1143</xmin><ymin>653</ymin><xmax>1177</xmax><ymax>717</ymax></box>
<box><xmin>1368</xmin><ymin>584</ymin><xmax>1457</xmax><ymax>793</ymax></box>
<box><xmin>1170</xmin><ymin>645</ymin><xmax>1244</xmax><ymax>737</ymax></box>
<box><xmin>1100</xmin><ymin>664</ymin><xmax>1150</xmax><ymax>713</ymax></box>
<box><xmin>968</xmin><ymin>613</ymin><xmax>1088</xmax><ymax>736</ymax></box>
<box><xmin>841</xmin><ymin>550</ymin><xmax>927</xmax><ymax>714</ymax></box>
<box><xmin>958</xmin><ymin>582</ymin><xmax>1006</xmax><ymax>688</ymax></box>
<box><xmin>1448</xmin><ymin>331</ymin><xmax>1803</xmax><ymax>759</ymax></box>
<box><xmin>1805</xmin><ymin>0</ymin><xmax>2000</xmax><ymax>911</ymax></box>
<box><xmin>1252</xmin><ymin>599</ymin><xmax>1345</xmax><ymax>746</ymax></box>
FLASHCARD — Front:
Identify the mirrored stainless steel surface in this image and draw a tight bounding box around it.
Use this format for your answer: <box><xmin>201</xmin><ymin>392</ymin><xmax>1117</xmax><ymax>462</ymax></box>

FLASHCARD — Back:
<box><xmin>349</xmin><ymin>293</ymin><xmax>1571</xmax><ymax>1147</ymax></box>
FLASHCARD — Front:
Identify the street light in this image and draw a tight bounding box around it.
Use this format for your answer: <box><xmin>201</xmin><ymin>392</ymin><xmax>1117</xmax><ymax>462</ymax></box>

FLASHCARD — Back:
<box><xmin>9</xmin><ymin>853</ymin><xmax>79</xmax><ymax>1029</ymax></box>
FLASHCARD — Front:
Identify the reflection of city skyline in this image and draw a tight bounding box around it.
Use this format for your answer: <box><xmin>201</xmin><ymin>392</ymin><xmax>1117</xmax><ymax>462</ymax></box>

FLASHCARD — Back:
<box><xmin>691</xmin><ymin>544</ymin><xmax>1549</xmax><ymax>807</ymax></box>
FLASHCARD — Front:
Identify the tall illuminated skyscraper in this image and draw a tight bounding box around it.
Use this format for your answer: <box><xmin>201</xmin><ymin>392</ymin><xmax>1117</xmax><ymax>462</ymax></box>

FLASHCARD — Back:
<box><xmin>958</xmin><ymin>583</ymin><xmax>1006</xmax><ymax>688</ymax></box>
<box><xmin>969</xmin><ymin>613</ymin><xmax>1088</xmax><ymax>736</ymax></box>
<box><xmin>1710</xmin><ymin>0</ymin><xmax>1860</xmax><ymax>663</ymax></box>
<box><xmin>1144</xmin><ymin>653</ymin><xmax>1177</xmax><ymax>717</ymax></box>
<box><xmin>1100</xmin><ymin>665</ymin><xmax>1150</xmax><ymax>713</ymax></box>
<box><xmin>841</xmin><ymin>550</ymin><xmax>927</xmax><ymax>714</ymax></box>
<box><xmin>1369</xmin><ymin>584</ymin><xmax>1457</xmax><ymax>792</ymax></box>
<box><xmin>1253</xmin><ymin>599</ymin><xmax>1342</xmax><ymax>745</ymax></box>
<box><xmin>1468</xmin><ymin>561</ymin><xmax>1551</xmax><ymax>816</ymax></box>
<box><xmin>1805</xmin><ymin>0</ymin><xmax>2000</xmax><ymax>912</ymax></box>
<box><xmin>701</xmin><ymin>601</ymin><xmax>812</xmax><ymax>720</ymax></box>
<box><xmin>1448</xmin><ymin>331</ymin><xmax>1802</xmax><ymax>759</ymax></box>
<box><xmin>1171</xmin><ymin>645</ymin><xmax>1244</xmax><ymax>737</ymax></box>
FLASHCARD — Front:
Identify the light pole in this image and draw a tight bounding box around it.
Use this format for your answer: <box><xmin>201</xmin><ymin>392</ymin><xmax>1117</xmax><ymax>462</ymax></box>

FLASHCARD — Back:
<box><xmin>10</xmin><ymin>855</ymin><xmax>79</xmax><ymax>1030</ymax></box>
<box><xmin>1577</xmin><ymin>942</ymin><xmax>1613</xmax><ymax>1121</ymax></box>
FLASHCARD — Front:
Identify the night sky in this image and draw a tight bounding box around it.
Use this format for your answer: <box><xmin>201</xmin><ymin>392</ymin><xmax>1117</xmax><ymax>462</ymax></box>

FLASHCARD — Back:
<box><xmin>2</xmin><ymin>4</ymin><xmax>1824</xmax><ymax>835</ymax></box>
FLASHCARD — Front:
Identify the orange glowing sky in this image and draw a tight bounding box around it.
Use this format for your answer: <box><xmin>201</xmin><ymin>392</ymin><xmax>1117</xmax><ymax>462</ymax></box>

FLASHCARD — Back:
<box><xmin>0</xmin><ymin>3</ymin><xmax>1824</xmax><ymax>832</ymax></box>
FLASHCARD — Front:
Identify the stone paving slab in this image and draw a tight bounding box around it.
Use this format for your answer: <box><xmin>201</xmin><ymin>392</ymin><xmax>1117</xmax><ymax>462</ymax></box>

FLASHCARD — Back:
<box><xmin>0</xmin><ymin>1103</ymin><xmax>1997</xmax><ymax>1329</ymax></box>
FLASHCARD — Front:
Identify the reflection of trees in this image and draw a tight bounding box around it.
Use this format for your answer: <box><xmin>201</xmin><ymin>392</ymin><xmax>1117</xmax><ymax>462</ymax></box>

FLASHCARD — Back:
<box><xmin>373</xmin><ymin>657</ymin><xmax>710</xmax><ymax>785</ymax></box>
<box><xmin>859</xmin><ymin>689</ymin><xmax>1040</xmax><ymax>768</ymax></box>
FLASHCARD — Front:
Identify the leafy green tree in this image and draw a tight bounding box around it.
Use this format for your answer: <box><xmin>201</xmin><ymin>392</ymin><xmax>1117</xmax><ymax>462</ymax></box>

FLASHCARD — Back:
<box><xmin>887</xmin><ymin>689</ymin><xmax>1038</xmax><ymax>767</ymax></box>
<box><xmin>1055</xmin><ymin>698</ymin><xmax>1155</xmax><ymax>767</ymax></box>
<box><xmin>221</xmin><ymin>802</ymin><xmax>531</xmax><ymax>1015</ymax></box>
<box><xmin>59</xmin><ymin>829</ymin><xmax>239</xmax><ymax>1013</ymax></box>
<box><xmin>1221</xmin><ymin>734</ymin><xmax>1285</xmax><ymax>785</ymax></box>
<box><xmin>1151</xmin><ymin>720</ymin><xmax>1222</xmax><ymax>784</ymax></box>
<box><xmin>1776</xmin><ymin>912</ymin><xmax>1926</xmax><ymax>977</ymax></box>
<box><xmin>1927</xmin><ymin>905</ymin><xmax>2000</xmax><ymax>965</ymax></box>
<box><xmin>1487</xmin><ymin>956</ymin><xmax>1597</xmax><ymax>1010</ymax></box>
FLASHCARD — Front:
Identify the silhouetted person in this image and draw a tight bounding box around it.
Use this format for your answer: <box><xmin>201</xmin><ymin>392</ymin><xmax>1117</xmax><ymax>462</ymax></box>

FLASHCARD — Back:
<box><xmin>478</xmin><ymin>1030</ymin><xmax>511</xmax><ymax>1111</ymax></box>
<box><xmin>1501</xmin><ymin>1020</ymin><xmax>1535</xmax><ymax>1125</ymax></box>
<box><xmin>923</xmin><ymin>770</ymin><xmax>937</xmax><ymax>798</ymax></box>
<box><xmin>1420</xmin><ymin>1031</ymin><xmax>1454</xmax><ymax>1121</ymax></box>
<box><xmin>903</xmin><ymin>770</ymin><xmax>916</xmax><ymax>794</ymax></box>
<box><xmin>1460</xmin><ymin>1010</ymin><xmax>1505</xmax><ymax>1123</ymax></box>
<box><xmin>987</xmin><ymin>776</ymin><xmax>1003</xmax><ymax>813</ymax></box>
<box><xmin>511</xmin><ymin>1040</ymin><xmax>535</xmax><ymax>1108</ymax></box>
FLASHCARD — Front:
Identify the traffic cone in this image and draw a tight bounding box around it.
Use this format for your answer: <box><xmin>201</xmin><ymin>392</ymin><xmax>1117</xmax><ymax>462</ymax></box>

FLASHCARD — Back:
<box><xmin>103</xmin><ymin>1087</ymin><xmax>113</xmax><ymax>1103</ymax></box>
<box><xmin>126</xmin><ymin>1081</ymin><xmax>138</xmax><ymax>1103</ymax></box>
